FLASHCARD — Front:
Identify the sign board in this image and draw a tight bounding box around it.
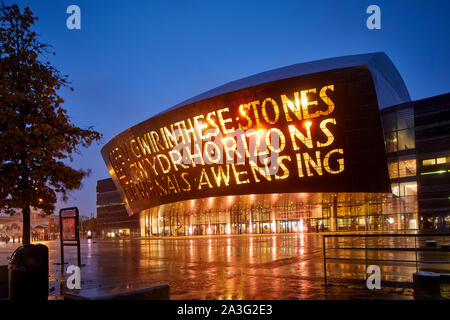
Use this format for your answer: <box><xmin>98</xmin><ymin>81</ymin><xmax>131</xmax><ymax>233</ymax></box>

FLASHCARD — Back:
<box><xmin>60</xmin><ymin>208</ymin><xmax>78</xmax><ymax>241</ymax></box>
<box><xmin>59</xmin><ymin>207</ymin><xmax>81</xmax><ymax>267</ymax></box>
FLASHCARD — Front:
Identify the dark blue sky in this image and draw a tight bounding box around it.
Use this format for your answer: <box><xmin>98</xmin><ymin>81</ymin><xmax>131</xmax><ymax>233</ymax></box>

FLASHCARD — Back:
<box><xmin>12</xmin><ymin>0</ymin><xmax>450</xmax><ymax>216</ymax></box>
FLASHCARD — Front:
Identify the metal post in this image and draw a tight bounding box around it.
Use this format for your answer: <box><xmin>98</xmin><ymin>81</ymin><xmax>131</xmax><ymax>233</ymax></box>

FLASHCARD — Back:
<box><xmin>323</xmin><ymin>235</ymin><xmax>327</xmax><ymax>286</ymax></box>
<box><xmin>77</xmin><ymin>243</ymin><xmax>81</xmax><ymax>267</ymax></box>
<box><xmin>60</xmin><ymin>241</ymin><xmax>64</xmax><ymax>271</ymax></box>
<box><xmin>415</xmin><ymin>234</ymin><xmax>418</xmax><ymax>272</ymax></box>
<box><xmin>365</xmin><ymin>235</ymin><xmax>368</xmax><ymax>280</ymax></box>
<box><xmin>59</xmin><ymin>216</ymin><xmax>64</xmax><ymax>272</ymax></box>
<box><xmin>75</xmin><ymin>210</ymin><xmax>81</xmax><ymax>267</ymax></box>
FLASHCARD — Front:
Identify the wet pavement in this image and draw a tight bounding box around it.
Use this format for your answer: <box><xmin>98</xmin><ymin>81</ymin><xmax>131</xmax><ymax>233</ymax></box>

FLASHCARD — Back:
<box><xmin>1</xmin><ymin>233</ymin><xmax>449</xmax><ymax>299</ymax></box>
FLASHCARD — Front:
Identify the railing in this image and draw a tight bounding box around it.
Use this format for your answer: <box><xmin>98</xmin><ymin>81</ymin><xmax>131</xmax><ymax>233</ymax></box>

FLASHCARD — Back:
<box><xmin>323</xmin><ymin>233</ymin><xmax>450</xmax><ymax>286</ymax></box>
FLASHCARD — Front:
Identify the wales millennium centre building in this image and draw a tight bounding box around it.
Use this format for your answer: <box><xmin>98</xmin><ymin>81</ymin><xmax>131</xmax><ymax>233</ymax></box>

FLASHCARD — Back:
<box><xmin>98</xmin><ymin>52</ymin><xmax>450</xmax><ymax>237</ymax></box>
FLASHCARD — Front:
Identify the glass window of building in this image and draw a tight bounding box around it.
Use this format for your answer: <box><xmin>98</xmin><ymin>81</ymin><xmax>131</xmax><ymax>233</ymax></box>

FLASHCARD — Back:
<box><xmin>397</xmin><ymin>128</ymin><xmax>415</xmax><ymax>150</ymax></box>
<box><xmin>382</xmin><ymin>112</ymin><xmax>397</xmax><ymax>133</ymax></box>
<box><xmin>396</xmin><ymin>108</ymin><xmax>414</xmax><ymax>130</ymax></box>
<box><xmin>399</xmin><ymin>182</ymin><xmax>417</xmax><ymax>196</ymax></box>
<box><xmin>398</xmin><ymin>157</ymin><xmax>416</xmax><ymax>177</ymax></box>
<box><xmin>423</xmin><ymin>159</ymin><xmax>436</xmax><ymax>166</ymax></box>
<box><xmin>385</xmin><ymin>131</ymin><xmax>398</xmax><ymax>153</ymax></box>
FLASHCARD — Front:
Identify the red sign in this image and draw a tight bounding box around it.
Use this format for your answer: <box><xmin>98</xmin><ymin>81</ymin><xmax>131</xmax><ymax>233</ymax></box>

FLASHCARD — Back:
<box><xmin>59</xmin><ymin>207</ymin><xmax>79</xmax><ymax>242</ymax></box>
<box><xmin>59</xmin><ymin>207</ymin><xmax>81</xmax><ymax>267</ymax></box>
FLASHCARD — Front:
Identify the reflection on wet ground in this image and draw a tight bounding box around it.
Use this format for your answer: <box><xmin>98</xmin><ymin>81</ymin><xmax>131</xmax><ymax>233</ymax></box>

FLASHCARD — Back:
<box><xmin>1</xmin><ymin>234</ymin><xmax>449</xmax><ymax>299</ymax></box>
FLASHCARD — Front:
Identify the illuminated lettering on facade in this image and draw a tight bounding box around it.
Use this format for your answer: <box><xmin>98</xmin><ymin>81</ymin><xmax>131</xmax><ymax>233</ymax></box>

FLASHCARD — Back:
<box><xmin>104</xmin><ymin>82</ymin><xmax>346</xmax><ymax>211</ymax></box>
<box><xmin>102</xmin><ymin>66</ymin><xmax>391</xmax><ymax>215</ymax></box>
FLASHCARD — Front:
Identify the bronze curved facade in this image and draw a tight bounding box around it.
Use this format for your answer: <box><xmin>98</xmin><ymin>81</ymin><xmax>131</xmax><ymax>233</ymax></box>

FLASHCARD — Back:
<box><xmin>101</xmin><ymin>53</ymin><xmax>418</xmax><ymax>235</ymax></box>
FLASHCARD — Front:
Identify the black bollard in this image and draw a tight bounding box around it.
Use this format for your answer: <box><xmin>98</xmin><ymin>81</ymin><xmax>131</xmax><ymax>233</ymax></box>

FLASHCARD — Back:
<box><xmin>413</xmin><ymin>272</ymin><xmax>441</xmax><ymax>299</ymax></box>
<box><xmin>8</xmin><ymin>244</ymin><xmax>49</xmax><ymax>301</ymax></box>
<box><xmin>0</xmin><ymin>265</ymin><xmax>8</xmax><ymax>298</ymax></box>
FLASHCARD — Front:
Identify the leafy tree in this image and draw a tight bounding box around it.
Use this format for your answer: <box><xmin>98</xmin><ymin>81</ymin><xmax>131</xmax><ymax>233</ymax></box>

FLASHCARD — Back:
<box><xmin>0</xmin><ymin>5</ymin><xmax>102</xmax><ymax>244</ymax></box>
<box><xmin>86</xmin><ymin>217</ymin><xmax>98</xmax><ymax>233</ymax></box>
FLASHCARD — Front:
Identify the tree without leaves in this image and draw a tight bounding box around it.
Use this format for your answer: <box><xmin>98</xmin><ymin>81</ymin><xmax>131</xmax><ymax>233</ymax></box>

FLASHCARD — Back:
<box><xmin>0</xmin><ymin>5</ymin><xmax>102</xmax><ymax>244</ymax></box>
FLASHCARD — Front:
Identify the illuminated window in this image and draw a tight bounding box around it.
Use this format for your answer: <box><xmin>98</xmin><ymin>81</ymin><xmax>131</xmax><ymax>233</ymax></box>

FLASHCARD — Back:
<box><xmin>400</xmin><ymin>182</ymin><xmax>417</xmax><ymax>196</ymax></box>
<box><xmin>384</xmin><ymin>131</ymin><xmax>397</xmax><ymax>153</ymax></box>
<box><xmin>382</xmin><ymin>107</ymin><xmax>414</xmax><ymax>154</ymax></box>
<box><xmin>388</xmin><ymin>161</ymin><xmax>399</xmax><ymax>179</ymax></box>
<box><xmin>391</xmin><ymin>183</ymin><xmax>399</xmax><ymax>196</ymax></box>
<box><xmin>397</xmin><ymin>128</ymin><xmax>415</xmax><ymax>151</ymax></box>
<box><xmin>422</xmin><ymin>159</ymin><xmax>436</xmax><ymax>166</ymax></box>
<box><xmin>436</xmin><ymin>157</ymin><xmax>447</xmax><ymax>164</ymax></box>
<box><xmin>398</xmin><ymin>158</ymin><xmax>416</xmax><ymax>177</ymax></box>
<box><xmin>388</xmin><ymin>157</ymin><xmax>415</xmax><ymax>179</ymax></box>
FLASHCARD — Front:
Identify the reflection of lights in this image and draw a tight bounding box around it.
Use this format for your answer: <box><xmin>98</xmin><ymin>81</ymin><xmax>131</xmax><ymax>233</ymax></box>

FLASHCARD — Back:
<box><xmin>389</xmin><ymin>217</ymin><xmax>394</xmax><ymax>224</ymax></box>
<box><xmin>207</xmin><ymin>225</ymin><xmax>211</xmax><ymax>235</ymax></box>
<box><xmin>299</xmin><ymin>219</ymin><xmax>304</xmax><ymax>232</ymax></box>
<box><xmin>189</xmin><ymin>239</ymin><xmax>194</xmax><ymax>255</ymax></box>
<box><xmin>271</xmin><ymin>236</ymin><xmax>276</xmax><ymax>259</ymax></box>
<box><xmin>299</xmin><ymin>233</ymin><xmax>305</xmax><ymax>254</ymax></box>
<box><xmin>188</xmin><ymin>225</ymin><xmax>193</xmax><ymax>235</ymax></box>
<box><xmin>208</xmin><ymin>238</ymin><xmax>212</xmax><ymax>259</ymax></box>
<box><xmin>226</xmin><ymin>224</ymin><xmax>231</xmax><ymax>234</ymax></box>
<box><xmin>271</xmin><ymin>221</ymin><xmax>276</xmax><ymax>233</ymax></box>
